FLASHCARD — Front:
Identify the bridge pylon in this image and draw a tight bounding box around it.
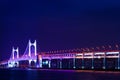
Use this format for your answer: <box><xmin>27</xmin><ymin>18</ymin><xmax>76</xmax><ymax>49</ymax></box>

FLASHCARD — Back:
<box><xmin>12</xmin><ymin>47</ymin><xmax>19</xmax><ymax>59</ymax></box>
<box><xmin>8</xmin><ymin>47</ymin><xmax>19</xmax><ymax>67</ymax></box>
<box><xmin>28</xmin><ymin>40</ymin><xmax>37</xmax><ymax>67</ymax></box>
<box><xmin>28</xmin><ymin>40</ymin><xmax>37</xmax><ymax>57</ymax></box>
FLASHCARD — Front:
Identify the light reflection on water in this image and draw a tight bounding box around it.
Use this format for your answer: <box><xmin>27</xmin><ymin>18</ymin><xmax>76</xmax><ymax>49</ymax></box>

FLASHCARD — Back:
<box><xmin>1</xmin><ymin>69</ymin><xmax>120</xmax><ymax>80</ymax></box>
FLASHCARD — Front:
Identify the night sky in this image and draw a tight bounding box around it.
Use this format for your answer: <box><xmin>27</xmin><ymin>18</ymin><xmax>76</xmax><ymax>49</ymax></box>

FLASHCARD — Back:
<box><xmin>0</xmin><ymin>0</ymin><xmax>120</xmax><ymax>61</ymax></box>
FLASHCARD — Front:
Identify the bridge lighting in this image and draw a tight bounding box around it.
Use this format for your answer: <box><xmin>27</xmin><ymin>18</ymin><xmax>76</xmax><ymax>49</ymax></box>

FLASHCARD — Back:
<box><xmin>106</xmin><ymin>52</ymin><xmax>119</xmax><ymax>54</ymax></box>
<box><xmin>116</xmin><ymin>44</ymin><xmax>119</xmax><ymax>50</ymax></box>
<box><xmin>4</xmin><ymin>39</ymin><xmax>120</xmax><ymax>69</ymax></box>
<box><xmin>43</xmin><ymin>61</ymin><xmax>48</xmax><ymax>65</ymax></box>
<box><xmin>102</xmin><ymin>46</ymin><xmax>105</xmax><ymax>51</ymax></box>
<box><xmin>76</xmin><ymin>53</ymin><xmax>83</xmax><ymax>56</ymax></box>
<box><xmin>84</xmin><ymin>53</ymin><xmax>93</xmax><ymax>55</ymax></box>
<box><xmin>91</xmin><ymin>47</ymin><xmax>94</xmax><ymax>51</ymax></box>
<box><xmin>108</xmin><ymin>45</ymin><xmax>111</xmax><ymax>48</ymax></box>
<box><xmin>11</xmin><ymin>47</ymin><xmax>19</xmax><ymax>60</ymax></box>
<box><xmin>116</xmin><ymin>44</ymin><xmax>119</xmax><ymax>48</ymax></box>
<box><xmin>98</xmin><ymin>56</ymin><xmax>101</xmax><ymax>59</ymax></box>
<box><xmin>94</xmin><ymin>52</ymin><xmax>105</xmax><ymax>55</ymax></box>
<box><xmin>8</xmin><ymin>62</ymin><xmax>15</xmax><ymax>68</ymax></box>
<box><xmin>28</xmin><ymin>40</ymin><xmax>37</xmax><ymax>56</ymax></box>
<box><xmin>36</xmin><ymin>65</ymin><xmax>39</xmax><ymax>68</ymax></box>
<box><xmin>81</xmin><ymin>48</ymin><xmax>85</xmax><ymax>52</ymax></box>
<box><xmin>84</xmin><ymin>56</ymin><xmax>93</xmax><ymax>58</ymax></box>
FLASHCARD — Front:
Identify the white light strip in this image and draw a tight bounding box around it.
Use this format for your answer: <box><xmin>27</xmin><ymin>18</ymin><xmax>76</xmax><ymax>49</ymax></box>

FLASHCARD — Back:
<box><xmin>76</xmin><ymin>53</ymin><xmax>83</xmax><ymax>56</ymax></box>
<box><xmin>106</xmin><ymin>52</ymin><xmax>119</xmax><ymax>55</ymax></box>
<box><xmin>106</xmin><ymin>56</ymin><xmax>119</xmax><ymax>58</ymax></box>
<box><xmin>94</xmin><ymin>52</ymin><xmax>105</xmax><ymax>55</ymax></box>
<box><xmin>84</xmin><ymin>53</ymin><xmax>93</xmax><ymax>55</ymax></box>
<box><xmin>94</xmin><ymin>56</ymin><xmax>105</xmax><ymax>58</ymax></box>
<box><xmin>76</xmin><ymin>57</ymin><xmax>83</xmax><ymax>58</ymax></box>
<box><xmin>83</xmin><ymin>56</ymin><xmax>93</xmax><ymax>58</ymax></box>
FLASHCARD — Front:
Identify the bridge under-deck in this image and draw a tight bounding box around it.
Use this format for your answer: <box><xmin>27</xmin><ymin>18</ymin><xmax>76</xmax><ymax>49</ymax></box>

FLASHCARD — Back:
<box><xmin>41</xmin><ymin>58</ymin><xmax>119</xmax><ymax>70</ymax></box>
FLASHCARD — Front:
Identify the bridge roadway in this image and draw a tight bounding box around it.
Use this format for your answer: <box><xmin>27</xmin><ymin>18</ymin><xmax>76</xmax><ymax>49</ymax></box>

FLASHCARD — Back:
<box><xmin>0</xmin><ymin>51</ymin><xmax>120</xmax><ymax>70</ymax></box>
<box><xmin>39</xmin><ymin>51</ymin><xmax>120</xmax><ymax>69</ymax></box>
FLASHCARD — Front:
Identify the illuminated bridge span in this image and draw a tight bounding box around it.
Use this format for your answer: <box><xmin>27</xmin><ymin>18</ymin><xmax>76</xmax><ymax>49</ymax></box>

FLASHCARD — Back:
<box><xmin>0</xmin><ymin>40</ymin><xmax>120</xmax><ymax>70</ymax></box>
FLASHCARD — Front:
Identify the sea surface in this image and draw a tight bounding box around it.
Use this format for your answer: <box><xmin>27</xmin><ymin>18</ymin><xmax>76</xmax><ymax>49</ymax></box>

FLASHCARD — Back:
<box><xmin>0</xmin><ymin>69</ymin><xmax>120</xmax><ymax>80</ymax></box>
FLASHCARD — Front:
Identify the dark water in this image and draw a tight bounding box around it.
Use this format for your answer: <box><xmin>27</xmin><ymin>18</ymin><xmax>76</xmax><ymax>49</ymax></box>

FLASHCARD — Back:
<box><xmin>0</xmin><ymin>69</ymin><xmax>120</xmax><ymax>80</ymax></box>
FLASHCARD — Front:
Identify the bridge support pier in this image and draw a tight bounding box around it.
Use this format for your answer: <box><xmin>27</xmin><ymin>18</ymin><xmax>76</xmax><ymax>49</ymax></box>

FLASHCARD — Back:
<box><xmin>15</xmin><ymin>61</ymin><xmax>19</xmax><ymax>67</ymax></box>
<box><xmin>8</xmin><ymin>61</ymin><xmax>14</xmax><ymax>68</ymax></box>
<box><xmin>48</xmin><ymin>59</ymin><xmax>51</xmax><ymax>68</ymax></box>
<box><xmin>118</xmin><ymin>52</ymin><xmax>120</xmax><ymax>69</ymax></box>
<box><xmin>73</xmin><ymin>57</ymin><xmax>76</xmax><ymax>69</ymax></box>
<box><xmin>60</xmin><ymin>59</ymin><xmax>62</xmax><ymax>69</ymax></box>
<box><xmin>82</xmin><ymin>54</ymin><xmax>84</xmax><ymax>69</ymax></box>
<box><xmin>29</xmin><ymin>60</ymin><xmax>37</xmax><ymax>67</ymax></box>
<box><xmin>92</xmin><ymin>53</ymin><xmax>94</xmax><ymax>69</ymax></box>
<box><xmin>29</xmin><ymin>61</ymin><xmax>31</xmax><ymax>67</ymax></box>
<box><xmin>103</xmin><ymin>52</ymin><xmax>106</xmax><ymax>69</ymax></box>
<box><xmin>39</xmin><ymin>59</ymin><xmax>42</xmax><ymax>68</ymax></box>
<box><xmin>8</xmin><ymin>61</ymin><xmax>19</xmax><ymax>68</ymax></box>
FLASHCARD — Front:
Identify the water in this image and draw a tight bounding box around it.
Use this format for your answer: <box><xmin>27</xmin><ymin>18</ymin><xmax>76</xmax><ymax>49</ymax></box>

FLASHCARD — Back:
<box><xmin>0</xmin><ymin>69</ymin><xmax>120</xmax><ymax>80</ymax></box>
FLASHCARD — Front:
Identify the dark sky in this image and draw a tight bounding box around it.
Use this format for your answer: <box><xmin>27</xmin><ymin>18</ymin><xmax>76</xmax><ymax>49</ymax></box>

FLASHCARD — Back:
<box><xmin>0</xmin><ymin>0</ymin><xmax>120</xmax><ymax>61</ymax></box>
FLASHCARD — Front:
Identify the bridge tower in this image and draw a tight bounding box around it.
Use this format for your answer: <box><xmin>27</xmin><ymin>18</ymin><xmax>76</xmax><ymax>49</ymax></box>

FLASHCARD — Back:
<box><xmin>12</xmin><ymin>47</ymin><xmax>19</xmax><ymax>60</ymax></box>
<box><xmin>28</xmin><ymin>40</ymin><xmax>37</xmax><ymax>67</ymax></box>
<box><xmin>8</xmin><ymin>47</ymin><xmax>19</xmax><ymax>67</ymax></box>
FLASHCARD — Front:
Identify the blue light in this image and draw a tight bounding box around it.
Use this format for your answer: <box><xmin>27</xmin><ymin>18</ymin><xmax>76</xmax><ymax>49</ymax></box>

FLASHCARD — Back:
<box><xmin>43</xmin><ymin>61</ymin><xmax>48</xmax><ymax>65</ymax></box>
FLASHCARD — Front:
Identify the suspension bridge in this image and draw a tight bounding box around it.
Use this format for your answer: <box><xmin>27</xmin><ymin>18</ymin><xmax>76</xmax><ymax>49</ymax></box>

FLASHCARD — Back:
<box><xmin>0</xmin><ymin>40</ymin><xmax>38</xmax><ymax>68</ymax></box>
<box><xmin>0</xmin><ymin>40</ymin><xmax>120</xmax><ymax>70</ymax></box>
